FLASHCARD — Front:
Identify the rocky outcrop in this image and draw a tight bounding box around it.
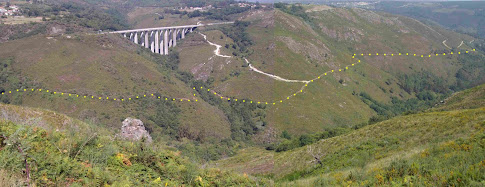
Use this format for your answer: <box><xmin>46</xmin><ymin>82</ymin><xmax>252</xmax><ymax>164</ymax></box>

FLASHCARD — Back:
<box><xmin>120</xmin><ymin>118</ymin><xmax>152</xmax><ymax>143</ymax></box>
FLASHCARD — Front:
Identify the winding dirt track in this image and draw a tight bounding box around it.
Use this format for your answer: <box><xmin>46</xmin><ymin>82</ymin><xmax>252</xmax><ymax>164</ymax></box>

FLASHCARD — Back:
<box><xmin>245</xmin><ymin>59</ymin><xmax>310</xmax><ymax>84</ymax></box>
<box><xmin>199</xmin><ymin>31</ymin><xmax>476</xmax><ymax>104</ymax></box>
<box><xmin>442</xmin><ymin>40</ymin><xmax>452</xmax><ymax>49</ymax></box>
<box><xmin>200</xmin><ymin>32</ymin><xmax>309</xmax><ymax>83</ymax></box>
<box><xmin>199</xmin><ymin>32</ymin><xmax>232</xmax><ymax>58</ymax></box>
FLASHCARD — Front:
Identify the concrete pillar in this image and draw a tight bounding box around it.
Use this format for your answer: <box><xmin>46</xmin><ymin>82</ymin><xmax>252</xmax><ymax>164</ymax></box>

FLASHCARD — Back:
<box><xmin>155</xmin><ymin>30</ymin><xmax>159</xmax><ymax>54</ymax></box>
<box><xmin>168</xmin><ymin>30</ymin><xmax>172</xmax><ymax>48</ymax></box>
<box><xmin>162</xmin><ymin>30</ymin><xmax>165</xmax><ymax>52</ymax></box>
<box><xmin>150</xmin><ymin>31</ymin><xmax>155</xmax><ymax>53</ymax></box>
<box><xmin>144</xmin><ymin>31</ymin><xmax>149</xmax><ymax>49</ymax></box>
<box><xmin>123</xmin><ymin>33</ymin><xmax>127</xmax><ymax>38</ymax></box>
<box><xmin>164</xmin><ymin>29</ymin><xmax>169</xmax><ymax>55</ymax></box>
<box><xmin>159</xmin><ymin>30</ymin><xmax>167</xmax><ymax>55</ymax></box>
<box><xmin>181</xmin><ymin>28</ymin><xmax>185</xmax><ymax>39</ymax></box>
<box><xmin>173</xmin><ymin>29</ymin><xmax>177</xmax><ymax>47</ymax></box>
<box><xmin>134</xmin><ymin>32</ymin><xmax>138</xmax><ymax>44</ymax></box>
<box><xmin>190</xmin><ymin>27</ymin><xmax>193</xmax><ymax>32</ymax></box>
<box><xmin>167</xmin><ymin>30</ymin><xmax>173</xmax><ymax>48</ymax></box>
<box><xmin>160</xmin><ymin>39</ymin><xmax>164</xmax><ymax>54</ymax></box>
<box><xmin>129</xmin><ymin>33</ymin><xmax>133</xmax><ymax>41</ymax></box>
<box><xmin>140</xmin><ymin>32</ymin><xmax>145</xmax><ymax>46</ymax></box>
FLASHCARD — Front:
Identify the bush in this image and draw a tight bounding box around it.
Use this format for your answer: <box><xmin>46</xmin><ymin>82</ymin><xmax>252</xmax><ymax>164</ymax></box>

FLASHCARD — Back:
<box><xmin>189</xmin><ymin>80</ymin><xmax>264</xmax><ymax>142</ymax></box>
<box><xmin>359</xmin><ymin>91</ymin><xmax>444</xmax><ymax>122</ymax></box>
<box><xmin>281</xmin><ymin>130</ymin><xmax>291</xmax><ymax>139</ymax></box>
<box><xmin>0</xmin><ymin>119</ymin><xmax>259</xmax><ymax>186</ymax></box>
<box><xmin>275</xmin><ymin>3</ymin><xmax>312</xmax><ymax>23</ymax></box>
<box><xmin>275</xmin><ymin>127</ymin><xmax>351</xmax><ymax>152</ymax></box>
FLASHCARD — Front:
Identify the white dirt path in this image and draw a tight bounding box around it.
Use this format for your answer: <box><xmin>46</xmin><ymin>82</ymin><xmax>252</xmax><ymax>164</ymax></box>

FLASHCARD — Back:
<box><xmin>245</xmin><ymin>58</ymin><xmax>310</xmax><ymax>84</ymax></box>
<box><xmin>199</xmin><ymin>32</ymin><xmax>232</xmax><ymax>58</ymax></box>
<box><xmin>457</xmin><ymin>40</ymin><xmax>464</xmax><ymax>48</ymax></box>
<box><xmin>200</xmin><ymin>31</ymin><xmax>310</xmax><ymax>83</ymax></box>
<box><xmin>442</xmin><ymin>40</ymin><xmax>452</xmax><ymax>49</ymax></box>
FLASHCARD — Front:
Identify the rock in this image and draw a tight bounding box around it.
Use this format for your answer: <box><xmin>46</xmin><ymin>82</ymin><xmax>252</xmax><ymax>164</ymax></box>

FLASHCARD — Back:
<box><xmin>120</xmin><ymin>118</ymin><xmax>152</xmax><ymax>143</ymax></box>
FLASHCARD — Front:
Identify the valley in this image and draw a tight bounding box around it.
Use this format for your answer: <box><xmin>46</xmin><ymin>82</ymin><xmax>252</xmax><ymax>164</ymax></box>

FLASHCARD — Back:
<box><xmin>0</xmin><ymin>0</ymin><xmax>484</xmax><ymax>186</ymax></box>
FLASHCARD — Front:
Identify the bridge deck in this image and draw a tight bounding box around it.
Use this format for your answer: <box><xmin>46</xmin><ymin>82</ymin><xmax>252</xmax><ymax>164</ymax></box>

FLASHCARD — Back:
<box><xmin>107</xmin><ymin>22</ymin><xmax>234</xmax><ymax>34</ymax></box>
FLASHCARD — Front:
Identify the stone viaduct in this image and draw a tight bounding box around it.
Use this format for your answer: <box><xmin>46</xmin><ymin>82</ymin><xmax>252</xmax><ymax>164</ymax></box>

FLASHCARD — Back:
<box><xmin>107</xmin><ymin>22</ymin><xmax>234</xmax><ymax>55</ymax></box>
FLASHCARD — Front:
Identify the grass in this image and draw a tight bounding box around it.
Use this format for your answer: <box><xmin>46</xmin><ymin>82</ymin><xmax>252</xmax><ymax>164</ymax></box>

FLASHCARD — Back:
<box><xmin>277</xmin><ymin>115</ymin><xmax>485</xmax><ymax>186</ymax></box>
<box><xmin>178</xmin><ymin>29</ymin><xmax>238</xmax><ymax>83</ymax></box>
<box><xmin>0</xmin><ymin>169</ymin><xmax>24</xmax><ymax>186</ymax></box>
<box><xmin>234</xmin><ymin>106</ymin><xmax>485</xmax><ymax>186</ymax></box>
<box><xmin>265</xmin><ymin>8</ymin><xmax>481</xmax><ymax>133</ymax></box>
<box><xmin>0</xmin><ymin>5</ymin><xmax>483</xmax><ymax>186</ymax></box>
<box><xmin>275</xmin><ymin>107</ymin><xmax>485</xmax><ymax>181</ymax></box>
<box><xmin>194</xmin><ymin>84</ymin><xmax>485</xmax><ymax>186</ymax></box>
<box><xmin>173</xmin><ymin>7</ymin><xmax>483</xmax><ymax>135</ymax></box>
<box><xmin>0</xmin><ymin>103</ymin><xmax>269</xmax><ymax>186</ymax></box>
<box><xmin>209</xmin><ymin>147</ymin><xmax>274</xmax><ymax>175</ymax></box>
<box><xmin>435</xmin><ymin>83</ymin><xmax>485</xmax><ymax>111</ymax></box>
<box><xmin>126</xmin><ymin>7</ymin><xmax>200</xmax><ymax>29</ymax></box>
<box><xmin>0</xmin><ymin>33</ymin><xmax>235</xmax><ymax>143</ymax></box>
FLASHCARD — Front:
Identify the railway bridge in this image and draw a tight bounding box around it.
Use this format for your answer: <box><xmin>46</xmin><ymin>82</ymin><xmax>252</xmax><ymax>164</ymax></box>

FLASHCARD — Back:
<box><xmin>106</xmin><ymin>22</ymin><xmax>234</xmax><ymax>55</ymax></box>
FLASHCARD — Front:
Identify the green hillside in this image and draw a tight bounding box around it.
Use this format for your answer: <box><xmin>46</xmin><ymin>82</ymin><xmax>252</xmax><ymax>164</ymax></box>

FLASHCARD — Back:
<box><xmin>176</xmin><ymin>6</ymin><xmax>484</xmax><ymax>136</ymax></box>
<box><xmin>0</xmin><ymin>1</ymin><xmax>273</xmax><ymax>166</ymax></box>
<box><xmin>0</xmin><ymin>34</ymin><xmax>233</xmax><ymax>142</ymax></box>
<box><xmin>211</xmin><ymin>84</ymin><xmax>485</xmax><ymax>186</ymax></box>
<box><xmin>1</xmin><ymin>1</ymin><xmax>484</xmax><ymax>186</ymax></box>
<box><xmin>0</xmin><ymin>103</ymin><xmax>269</xmax><ymax>186</ymax></box>
<box><xmin>435</xmin><ymin>84</ymin><xmax>485</xmax><ymax>111</ymax></box>
<box><xmin>265</xmin><ymin>6</ymin><xmax>481</xmax><ymax>134</ymax></box>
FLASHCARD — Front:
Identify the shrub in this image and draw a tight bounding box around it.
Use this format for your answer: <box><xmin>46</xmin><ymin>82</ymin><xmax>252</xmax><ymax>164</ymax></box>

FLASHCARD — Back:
<box><xmin>0</xmin><ymin>119</ymin><xmax>258</xmax><ymax>186</ymax></box>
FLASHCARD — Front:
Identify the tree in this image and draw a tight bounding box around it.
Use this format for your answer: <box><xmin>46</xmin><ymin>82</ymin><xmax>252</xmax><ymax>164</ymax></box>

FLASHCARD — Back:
<box><xmin>188</xmin><ymin>10</ymin><xmax>201</xmax><ymax>18</ymax></box>
<box><xmin>274</xmin><ymin>2</ymin><xmax>286</xmax><ymax>9</ymax></box>
<box><xmin>299</xmin><ymin>134</ymin><xmax>312</xmax><ymax>146</ymax></box>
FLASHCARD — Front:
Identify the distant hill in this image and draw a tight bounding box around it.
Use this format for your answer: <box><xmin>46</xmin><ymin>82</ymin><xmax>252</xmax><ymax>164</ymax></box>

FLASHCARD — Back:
<box><xmin>374</xmin><ymin>1</ymin><xmax>485</xmax><ymax>39</ymax></box>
